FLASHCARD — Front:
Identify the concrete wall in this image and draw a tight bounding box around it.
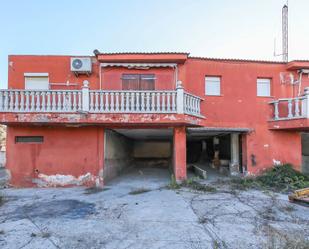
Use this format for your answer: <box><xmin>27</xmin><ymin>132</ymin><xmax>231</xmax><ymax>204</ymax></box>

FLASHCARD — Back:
<box><xmin>0</xmin><ymin>151</ymin><xmax>5</xmax><ymax>168</ymax></box>
<box><xmin>133</xmin><ymin>141</ymin><xmax>171</xmax><ymax>158</ymax></box>
<box><xmin>104</xmin><ymin>130</ymin><xmax>133</xmax><ymax>182</ymax></box>
<box><xmin>132</xmin><ymin>141</ymin><xmax>172</xmax><ymax>168</ymax></box>
<box><xmin>6</xmin><ymin>126</ymin><xmax>104</xmax><ymax>187</ymax></box>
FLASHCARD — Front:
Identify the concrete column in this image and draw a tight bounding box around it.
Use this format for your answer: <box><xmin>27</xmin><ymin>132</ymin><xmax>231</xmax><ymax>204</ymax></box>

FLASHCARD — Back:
<box><xmin>82</xmin><ymin>80</ymin><xmax>90</xmax><ymax>112</ymax></box>
<box><xmin>230</xmin><ymin>133</ymin><xmax>240</xmax><ymax>176</ymax></box>
<box><xmin>173</xmin><ymin>126</ymin><xmax>187</xmax><ymax>182</ymax></box>
<box><xmin>96</xmin><ymin>127</ymin><xmax>104</xmax><ymax>187</ymax></box>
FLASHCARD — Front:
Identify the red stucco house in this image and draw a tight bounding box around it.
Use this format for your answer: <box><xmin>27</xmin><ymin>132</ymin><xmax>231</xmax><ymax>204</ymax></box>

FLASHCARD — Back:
<box><xmin>1</xmin><ymin>52</ymin><xmax>309</xmax><ymax>187</ymax></box>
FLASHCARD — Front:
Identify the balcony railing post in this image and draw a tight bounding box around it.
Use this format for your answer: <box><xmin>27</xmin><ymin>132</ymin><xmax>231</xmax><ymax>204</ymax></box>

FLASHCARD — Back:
<box><xmin>287</xmin><ymin>99</ymin><xmax>293</xmax><ymax>118</ymax></box>
<box><xmin>176</xmin><ymin>81</ymin><xmax>184</xmax><ymax>114</ymax></box>
<box><xmin>274</xmin><ymin>101</ymin><xmax>279</xmax><ymax>120</ymax></box>
<box><xmin>82</xmin><ymin>80</ymin><xmax>90</xmax><ymax>112</ymax></box>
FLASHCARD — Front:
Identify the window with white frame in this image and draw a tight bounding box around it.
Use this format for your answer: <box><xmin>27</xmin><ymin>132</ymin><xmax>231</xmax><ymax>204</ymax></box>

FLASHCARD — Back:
<box><xmin>257</xmin><ymin>78</ymin><xmax>271</xmax><ymax>97</ymax></box>
<box><xmin>205</xmin><ymin>76</ymin><xmax>221</xmax><ymax>96</ymax></box>
<box><xmin>24</xmin><ymin>73</ymin><xmax>49</xmax><ymax>90</ymax></box>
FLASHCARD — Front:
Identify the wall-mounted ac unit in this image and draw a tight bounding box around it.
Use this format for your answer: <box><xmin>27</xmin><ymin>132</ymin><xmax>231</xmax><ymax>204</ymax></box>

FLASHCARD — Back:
<box><xmin>70</xmin><ymin>57</ymin><xmax>92</xmax><ymax>75</ymax></box>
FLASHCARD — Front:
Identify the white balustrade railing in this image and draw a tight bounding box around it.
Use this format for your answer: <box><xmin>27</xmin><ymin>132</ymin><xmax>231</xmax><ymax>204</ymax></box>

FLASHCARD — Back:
<box><xmin>269</xmin><ymin>96</ymin><xmax>307</xmax><ymax>120</ymax></box>
<box><xmin>0</xmin><ymin>81</ymin><xmax>203</xmax><ymax>117</ymax></box>
<box><xmin>0</xmin><ymin>89</ymin><xmax>82</xmax><ymax>113</ymax></box>
<box><xmin>89</xmin><ymin>90</ymin><xmax>177</xmax><ymax>113</ymax></box>
<box><xmin>184</xmin><ymin>92</ymin><xmax>202</xmax><ymax>116</ymax></box>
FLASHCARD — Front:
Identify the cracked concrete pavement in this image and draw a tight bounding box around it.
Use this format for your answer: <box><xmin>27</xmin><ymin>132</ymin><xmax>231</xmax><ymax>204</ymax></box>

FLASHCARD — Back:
<box><xmin>0</xmin><ymin>166</ymin><xmax>308</xmax><ymax>249</ymax></box>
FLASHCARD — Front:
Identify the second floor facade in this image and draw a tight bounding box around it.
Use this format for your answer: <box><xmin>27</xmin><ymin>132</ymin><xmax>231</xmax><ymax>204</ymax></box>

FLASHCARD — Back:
<box><xmin>1</xmin><ymin>52</ymin><xmax>309</xmax><ymax>129</ymax></box>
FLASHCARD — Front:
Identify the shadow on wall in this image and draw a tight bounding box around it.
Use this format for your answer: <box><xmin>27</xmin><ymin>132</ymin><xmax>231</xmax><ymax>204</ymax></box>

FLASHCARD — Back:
<box><xmin>301</xmin><ymin>133</ymin><xmax>309</xmax><ymax>174</ymax></box>
<box><xmin>104</xmin><ymin>130</ymin><xmax>133</xmax><ymax>182</ymax></box>
<box><xmin>104</xmin><ymin>130</ymin><xmax>172</xmax><ymax>183</ymax></box>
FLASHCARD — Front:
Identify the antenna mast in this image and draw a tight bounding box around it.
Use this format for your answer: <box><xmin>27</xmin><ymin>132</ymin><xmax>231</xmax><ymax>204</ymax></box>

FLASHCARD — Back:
<box><xmin>282</xmin><ymin>4</ymin><xmax>288</xmax><ymax>62</ymax></box>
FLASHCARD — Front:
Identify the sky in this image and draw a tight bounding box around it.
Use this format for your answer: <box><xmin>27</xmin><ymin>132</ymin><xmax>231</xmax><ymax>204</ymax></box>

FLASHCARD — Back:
<box><xmin>0</xmin><ymin>0</ymin><xmax>309</xmax><ymax>88</ymax></box>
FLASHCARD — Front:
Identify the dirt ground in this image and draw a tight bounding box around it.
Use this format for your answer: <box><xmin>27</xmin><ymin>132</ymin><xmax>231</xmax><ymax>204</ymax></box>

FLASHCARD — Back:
<box><xmin>0</xmin><ymin>166</ymin><xmax>308</xmax><ymax>249</ymax></box>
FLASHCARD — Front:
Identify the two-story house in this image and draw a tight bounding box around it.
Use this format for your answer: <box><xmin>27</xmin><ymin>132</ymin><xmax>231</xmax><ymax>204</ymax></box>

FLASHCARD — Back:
<box><xmin>1</xmin><ymin>52</ymin><xmax>309</xmax><ymax>187</ymax></box>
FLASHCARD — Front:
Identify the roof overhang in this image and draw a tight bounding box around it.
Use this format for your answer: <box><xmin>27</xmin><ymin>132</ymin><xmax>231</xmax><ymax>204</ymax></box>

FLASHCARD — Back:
<box><xmin>187</xmin><ymin>127</ymin><xmax>251</xmax><ymax>134</ymax></box>
<box><xmin>100</xmin><ymin>62</ymin><xmax>177</xmax><ymax>69</ymax></box>
<box><xmin>286</xmin><ymin>61</ymin><xmax>309</xmax><ymax>70</ymax></box>
<box><xmin>97</xmin><ymin>53</ymin><xmax>188</xmax><ymax>64</ymax></box>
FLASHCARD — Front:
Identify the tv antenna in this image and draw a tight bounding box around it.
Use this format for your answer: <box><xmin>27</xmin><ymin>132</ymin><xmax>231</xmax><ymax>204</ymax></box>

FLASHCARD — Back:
<box><xmin>274</xmin><ymin>1</ymin><xmax>288</xmax><ymax>62</ymax></box>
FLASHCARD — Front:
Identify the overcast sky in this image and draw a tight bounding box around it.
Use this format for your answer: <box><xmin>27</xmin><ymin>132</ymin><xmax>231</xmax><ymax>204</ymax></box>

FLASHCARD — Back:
<box><xmin>0</xmin><ymin>0</ymin><xmax>309</xmax><ymax>88</ymax></box>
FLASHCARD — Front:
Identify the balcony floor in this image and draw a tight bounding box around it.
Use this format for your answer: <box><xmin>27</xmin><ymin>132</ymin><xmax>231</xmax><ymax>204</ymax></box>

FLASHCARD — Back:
<box><xmin>0</xmin><ymin>112</ymin><xmax>204</xmax><ymax>127</ymax></box>
<box><xmin>268</xmin><ymin>118</ymin><xmax>309</xmax><ymax>131</ymax></box>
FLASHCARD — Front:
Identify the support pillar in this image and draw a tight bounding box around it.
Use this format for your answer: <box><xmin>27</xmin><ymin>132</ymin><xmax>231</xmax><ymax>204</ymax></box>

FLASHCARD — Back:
<box><xmin>96</xmin><ymin>127</ymin><xmax>104</xmax><ymax>187</ymax></box>
<box><xmin>173</xmin><ymin>126</ymin><xmax>187</xmax><ymax>182</ymax></box>
<box><xmin>230</xmin><ymin>133</ymin><xmax>240</xmax><ymax>176</ymax></box>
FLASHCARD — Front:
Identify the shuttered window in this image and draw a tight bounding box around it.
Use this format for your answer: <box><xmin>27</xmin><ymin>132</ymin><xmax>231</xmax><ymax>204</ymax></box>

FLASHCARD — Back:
<box><xmin>257</xmin><ymin>78</ymin><xmax>271</xmax><ymax>97</ymax></box>
<box><xmin>122</xmin><ymin>74</ymin><xmax>155</xmax><ymax>90</ymax></box>
<box><xmin>205</xmin><ymin>76</ymin><xmax>221</xmax><ymax>96</ymax></box>
<box><xmin>25</xmin><ymin>76</ymin><xmax>49</xmax><ymax>90</ymax></box>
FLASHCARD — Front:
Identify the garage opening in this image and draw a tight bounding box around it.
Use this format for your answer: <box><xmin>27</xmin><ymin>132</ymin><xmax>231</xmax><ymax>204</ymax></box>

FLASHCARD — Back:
<box><xmin>103</xmin><ymin>128</ymin><xmax>173</xmax><ymax>183</ymax></box>
<box><xmin>187</xmin><ymin>128</ymin><xmax>246</xmax><ymax>178</ymax></box>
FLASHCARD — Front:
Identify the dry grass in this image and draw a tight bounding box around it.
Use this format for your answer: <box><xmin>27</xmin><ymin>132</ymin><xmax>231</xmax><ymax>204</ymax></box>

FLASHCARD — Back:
<box><xmin>263</xmin><ymin>224</ymin><xmax>309</xmax><ymax>249</ymax></box>
<box><xmin>128</xmin><ymin>188</ymin><xmax>151</xmax><ymax>195</ymax></box>
<box><xmin>84</xmin><ymin>186</ymin><xmax>108</xmax><ymax>195</ymax></box>
<box><xmin>168</xmin><ymin>175</ymin><xmax>217</xmax><ymax>193</ymax></box>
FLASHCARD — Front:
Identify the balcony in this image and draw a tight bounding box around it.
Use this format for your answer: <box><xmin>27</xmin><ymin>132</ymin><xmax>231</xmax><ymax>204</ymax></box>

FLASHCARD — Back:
<box><xmin>0</xmin><ymin>81</ymin><xmax>204</xmax><ymax>126</ymax></box>
<box><xmin>268</xmin><ymin>88</ymin><xmax>309</xmax><ymax>130</ymax></box>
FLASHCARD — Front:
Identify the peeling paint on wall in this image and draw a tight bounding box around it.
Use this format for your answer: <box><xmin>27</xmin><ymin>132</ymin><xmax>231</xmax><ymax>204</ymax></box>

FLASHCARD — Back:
<box><xmin>34</xmin><ymin>172</ymin><xmax>97</xmax><ymax>187</ymax></box>
<box><xmin>273</xmin><ymin>159</ymin><xmax>281</xmax><ymax>165</ymax></box>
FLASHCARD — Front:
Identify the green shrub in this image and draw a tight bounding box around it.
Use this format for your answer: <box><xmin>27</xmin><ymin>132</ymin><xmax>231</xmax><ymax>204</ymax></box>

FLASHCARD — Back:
<box><xmin>232</xmin><ymin>164</ymin><xmax>309</xmax><ymax>192</ymax></box>
<box><xmin>168</xmin><ymin>174</ymin><xmax>181</xmax><ymax>189</ymax></box>
<box><xmin>182</xmin><ymin>179</ymin><xmax>217</xmax><ymax>192</ymax></box>
<box><xmin>256</xmin><ymin>164</ymin><xmax>309</xmax><ymax>192</ymax></box>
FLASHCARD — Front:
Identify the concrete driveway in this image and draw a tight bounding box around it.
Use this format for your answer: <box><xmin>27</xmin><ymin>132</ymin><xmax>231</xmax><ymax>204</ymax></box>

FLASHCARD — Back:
<box><xmin>0</xmin><ymin>166</ymin><xmax>308</xmax><ymax>249</ymax></box>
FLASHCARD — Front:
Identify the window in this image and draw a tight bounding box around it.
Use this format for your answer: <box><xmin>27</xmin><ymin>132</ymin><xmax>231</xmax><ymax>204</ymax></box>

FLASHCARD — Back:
<box><xmin>24</xmin><ymin>73</ymin><xmax>49</xmax><ymax>90</ymax></box>
<box><xmin>122</xmin><ymin>74</ymin><xmax>155</xmax><ymax>90</ymax></box>
<box><xmin>15</xmin><ymin>136</ymin><xmax>44</xmax><ymax>143</ymax></box>
<box><xmin>257</xmin><ymin>78</ymin><xmax>271</xmax><ymax>97</ymax></box>
<box><xmin>205</xmin><ymin>76</ymin><xmax>221</xmax><ymax>96</ymax></box>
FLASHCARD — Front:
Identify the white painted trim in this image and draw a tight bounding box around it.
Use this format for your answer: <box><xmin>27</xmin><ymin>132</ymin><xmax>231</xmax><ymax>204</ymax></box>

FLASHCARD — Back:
<box><xmin>100</xmin><ymin>63</ymin><xmax>177</xmax><ymax>68</ymax></box>
<box><xmin>0</xmin><ymin>88</ymin><xmax>202</xmax><ymax>117</ymax></box>
<box><xmin>24</xmin><ymin>73</ymin><xmax>49</xmax><ymax>77</ymax></box>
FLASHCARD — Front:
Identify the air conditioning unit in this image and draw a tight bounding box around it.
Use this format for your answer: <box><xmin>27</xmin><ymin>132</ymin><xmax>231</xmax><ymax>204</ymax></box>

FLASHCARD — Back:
<box><xmin>70</xmin><ymin>57</ymin><xmax>92</xmax><ymax>75</ymax></box>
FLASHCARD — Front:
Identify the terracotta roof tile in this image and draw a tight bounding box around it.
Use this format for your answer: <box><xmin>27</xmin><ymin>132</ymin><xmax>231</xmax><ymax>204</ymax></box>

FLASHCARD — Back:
<box><xmin>97</xmin><ymin>52</ymin><xmax>190</xmax><ymax>55</ymax></box>
<box><xmin>189</xmin><ymin>56</ymin><xmax>286</xmax><ymax>64</ymax></box>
